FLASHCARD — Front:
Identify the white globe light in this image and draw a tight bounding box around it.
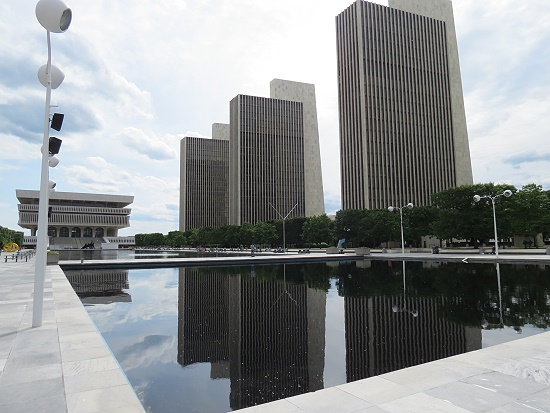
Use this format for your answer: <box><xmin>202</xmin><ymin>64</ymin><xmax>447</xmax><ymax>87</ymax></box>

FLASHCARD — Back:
<box><xmin>36</xmin><ymin>0</ymin><xmax>72</xmax><ymax>33</ymax></box>
<box><xmin>406</xmin><ymin>202</ymin><xmax>414</xmax><ymax>209</ymax></box>
<box><xmin>388</xmin><ymin>206</ymin><xmax>395</xmax><ymax>212</ymax></box>
<box><xmin>473</xmin><ymin>195</ymin><xmax>481</xmax><ymax>202</ymax></box>
<box><xmin>37</xmin><ymin>64</ymin><xmax>65</xmax><ymax>89</ymax></box>
<box><xmin>503</xmin><ymin>190</ymin><xmax>513</xmax><ymax>198</ymax></box>
<box><xmin>48</xmin><ymin>155</ymin><xmax>59</xmax><ymax>167</ymax></box>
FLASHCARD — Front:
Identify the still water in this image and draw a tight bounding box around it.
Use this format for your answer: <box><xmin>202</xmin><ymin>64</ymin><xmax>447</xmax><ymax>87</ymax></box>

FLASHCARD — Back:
<box><xmin>65</xmin><ymin>260</ymin><xmax>550</xmax><ymax>413</ymax></box>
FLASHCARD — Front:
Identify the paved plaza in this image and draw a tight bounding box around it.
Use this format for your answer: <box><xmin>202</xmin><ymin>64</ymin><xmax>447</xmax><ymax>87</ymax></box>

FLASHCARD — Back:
<box><xmin>1</xmin><ymin>249</ymin><xmax>550</xmax><ymax>412</ymax></box>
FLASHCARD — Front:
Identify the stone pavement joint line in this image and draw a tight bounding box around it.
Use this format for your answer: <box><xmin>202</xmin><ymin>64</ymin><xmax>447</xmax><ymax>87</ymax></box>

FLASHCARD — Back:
<box><xmin>1</xmin><ymin>250</ymin><xmax>550</xmax><ymax>413</ymax></box>
<box><xmin>0</xmin><ymin>252</ymin><xmax>145</xmax><ymax>413</ymax></box>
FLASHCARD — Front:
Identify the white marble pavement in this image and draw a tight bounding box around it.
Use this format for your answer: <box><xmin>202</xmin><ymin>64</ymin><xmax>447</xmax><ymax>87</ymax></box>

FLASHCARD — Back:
<box><xmin>0</xmin><ymin>251</ymin><xmax>145</xmax><ymax>413</ymax></box>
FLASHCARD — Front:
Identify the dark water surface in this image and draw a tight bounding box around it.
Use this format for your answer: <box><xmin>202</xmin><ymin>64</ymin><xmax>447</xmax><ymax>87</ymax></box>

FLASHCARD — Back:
<box><xmin>64</xmin><ymin>260</ymin><xmax>550</xmax><ymax>413</ymax></box>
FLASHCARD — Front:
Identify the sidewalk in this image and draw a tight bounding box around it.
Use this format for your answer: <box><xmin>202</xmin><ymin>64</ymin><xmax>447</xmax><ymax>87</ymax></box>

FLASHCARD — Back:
<box><xmin>0</xmin><ymin>251</ymin><xmax>145</xmax><ymax>413</ymax></box>
<box><xmin>1</xmin><ymin>250</ymin><xmax>550</xmax><ymax>413</ymax></box>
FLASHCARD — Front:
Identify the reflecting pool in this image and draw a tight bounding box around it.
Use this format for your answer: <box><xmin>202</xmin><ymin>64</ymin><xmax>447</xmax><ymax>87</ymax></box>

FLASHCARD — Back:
<box><xmin>64</xmin><ymin>260</ymin><xmax>550</xmax><ymax>413</ymax></box>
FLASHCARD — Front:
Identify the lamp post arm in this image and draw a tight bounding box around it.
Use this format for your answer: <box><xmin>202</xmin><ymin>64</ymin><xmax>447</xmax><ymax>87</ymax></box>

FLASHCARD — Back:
<box><xmin>33</xmin><ymin>30</ymin><xmax>53</xmax><ymax>328</ymax></box>
<box><xmin>283</xmin><ymin>203</ymin><xmax>299</xmax><ymax>220</ymax></box>
<box><xmin>268</xmin><ymin>202</ymin><xmax>284</xmax><ymax>220</ymax></box>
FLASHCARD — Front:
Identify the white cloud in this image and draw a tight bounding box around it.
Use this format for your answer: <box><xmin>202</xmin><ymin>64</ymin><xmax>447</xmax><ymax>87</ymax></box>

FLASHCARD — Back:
<box><xmin>113</xmin><ymin>127</ymin><xmax>178</xmax><ymax>161</ymax></box>
<box><xmin>1</xmin><ymin>0</ymin><xmax>549</xmax><ymax>235</ymax></box>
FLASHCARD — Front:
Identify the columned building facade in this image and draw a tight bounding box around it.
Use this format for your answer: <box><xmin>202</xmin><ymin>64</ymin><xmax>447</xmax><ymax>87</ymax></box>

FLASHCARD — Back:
<box><xmin>16</xmin><ymin>189</ymin><xmax>133</xmax><ymax>246</ymax></box>
<box><xmin>336</xmin><ymin>0</ymin><xmax>473</xmax><ymax>210</ymax></box>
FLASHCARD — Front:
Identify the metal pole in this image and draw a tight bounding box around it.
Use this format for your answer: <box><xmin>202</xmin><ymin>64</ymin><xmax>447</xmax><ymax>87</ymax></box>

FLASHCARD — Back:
<box><xmin>399</xmin><ymin>207</ymin><xmax>405</xmax><ymax>255</ymax></box>
<box><xmin>491</xmin><ymin>197</ymin><xmax>499</xmax><ymax>257</ymax></box>
<box><xmin>282</xmin><ymin>219</ymin><xmax>286</xmax><ymax>253</ymax></box>
<box><xmin>269</xmin><ymin>202</ymin><xmax>297</xmax><ymax>255</ymax></box>
<box><xmin>32</xmin><ymin>30</ymin><xmax>52</xmax><ymax>328</ymax></box>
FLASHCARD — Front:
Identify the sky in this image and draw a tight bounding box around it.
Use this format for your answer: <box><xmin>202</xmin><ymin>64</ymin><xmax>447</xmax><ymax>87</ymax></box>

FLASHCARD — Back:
<box><xmin>1</xmin><ymin>0</ymin><xmax>549</xmax><ymax>236</ymax></box>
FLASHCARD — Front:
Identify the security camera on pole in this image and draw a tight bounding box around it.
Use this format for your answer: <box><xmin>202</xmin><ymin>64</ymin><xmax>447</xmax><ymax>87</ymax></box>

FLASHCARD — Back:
<box><xmin>33</xmin><ymin>0</ymin><xmax>72</xmax><ymax>328</ymax></box>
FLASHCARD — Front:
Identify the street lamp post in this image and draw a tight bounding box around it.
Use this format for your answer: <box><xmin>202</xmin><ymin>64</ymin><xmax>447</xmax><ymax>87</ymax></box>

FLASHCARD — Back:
<box><xmin>33</xmin><ymin>0</ymin><xmax>72</xmax><ymax>328</ymax></box>
<box><xmin>388</xmin><ymin>202</ymin><xmax>413</xmax><ymax>255</ymax></box>
<box><xmin>269</xmin><ymin>202</ymin><xmax>298</xmax><ymax>253</ymax></box>
<box><xmin>473</xmin><ymin>190</ymin><xmax>512</xmax><ymax>258</ymax></box>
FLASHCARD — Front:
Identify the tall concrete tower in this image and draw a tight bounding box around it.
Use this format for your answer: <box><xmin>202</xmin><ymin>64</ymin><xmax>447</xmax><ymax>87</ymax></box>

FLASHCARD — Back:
<box><xmin>336</xmin><ymin>0</ymin><xmax>473</xmax><ymax>210</ymax></box>
<box><xmin>229</xmin><ymin>79</ymin><xmax>325</xmax><ymax>226</ymax></box>
<box><xmin>179</xmin><ymin>124</ymin><xmax>230</xmax><ymax>231</ymax></box>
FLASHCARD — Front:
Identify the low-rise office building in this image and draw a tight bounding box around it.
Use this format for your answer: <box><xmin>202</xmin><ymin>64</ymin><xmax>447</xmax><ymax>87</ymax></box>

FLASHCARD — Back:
<box><xmin>16</xmin><ymin>189</ymin><xmax>133</xmax><ymax>248</ymax></box>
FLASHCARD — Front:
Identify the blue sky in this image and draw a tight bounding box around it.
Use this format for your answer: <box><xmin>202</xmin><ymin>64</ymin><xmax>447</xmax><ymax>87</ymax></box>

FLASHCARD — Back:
<box><xmin>1</xmin><ymin>0</ymin><xmax>549</xmax><ymax>236</ymax></box>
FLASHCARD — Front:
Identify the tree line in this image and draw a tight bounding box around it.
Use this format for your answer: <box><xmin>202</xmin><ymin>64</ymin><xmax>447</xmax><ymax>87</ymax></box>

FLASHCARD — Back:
<box><xmin>136</xmin><ymin>183</ymin><xmax>550</xmax><ymax>249</ymax></box>
<box><xmin>0</xmin><ymin>226</ymin><xmax>24</xmax><ymax>248</ymax></box>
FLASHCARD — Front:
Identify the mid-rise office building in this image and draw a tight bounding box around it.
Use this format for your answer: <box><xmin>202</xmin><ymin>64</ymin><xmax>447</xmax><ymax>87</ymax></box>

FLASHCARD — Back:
<box><xmin>16</xmin><ymin>189</ymin><xmax>133</xmax><ymax>248</ymax></box>
<box><xmin>229</xmin><ymin>79</ymin><xmax>324</xmax><ymax>226</ymax></box>
<box><xmin>179</xmin><ymin>124</ymin><xmax>230</xmax><ymax>231</ymax></box>
<box><xmin>336</xmin><ymin>0</ymin><xmax>473</xmax><ymax>210</ymax></box>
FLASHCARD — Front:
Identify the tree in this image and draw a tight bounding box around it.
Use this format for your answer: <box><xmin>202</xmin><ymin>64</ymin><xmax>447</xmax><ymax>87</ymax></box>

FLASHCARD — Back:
<box><xmin>144</xmin><ymin>233</ymin><xmax>166</xmax><ymax>246</ymax></box>
<box><xmin>252</xmin><ymin>222</ymin><xmax>277</xmax><ymax>245</ymax></box>
<box><xmin>0</xmin><ymin>226</ymin><xmax>24</xmax><ymax>247</ymax></box>
<box><xmin>407</xmin><ymin>206</ymin><xmax>439</xmax><ymax>246</ymax></box>
<box><xmin>221</xmin><ymin>225</ymin><xmax>241</xmax><ymax>247</ymax></box>
<box><xmin>302</xmin><ymin>214</ymin><xmax>334</xmax><ymax>246</ymax></box>
<box><xmin>334</xmin><ymin>209</ymin><xmax>365</xmax><ymax>247</ymax></box>
<box><xmin>364</xmin><ymin>209</ymin><xmax>400</xmax><ymax>248</ymax></box>
<box><xmin>431</xmin><ymin>183</ymin><xmax>516</xmax><ymax>247</ymax></box>
<box><xmin>166</xmin><ymin>231</ymin><xmax>186</xmax><ymax>247</ymax></box>
<box><xmin>510</xmin><ymin>184</ymin><xmax>550</xmax><ymax>247</ymax></box>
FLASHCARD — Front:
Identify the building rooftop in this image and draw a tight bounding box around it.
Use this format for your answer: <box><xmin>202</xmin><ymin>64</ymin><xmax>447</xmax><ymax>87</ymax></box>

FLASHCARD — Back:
<box><xmin>16</xmin><ymin>189</ymin><xmax>134</xmax><ymax>208</ymax></box>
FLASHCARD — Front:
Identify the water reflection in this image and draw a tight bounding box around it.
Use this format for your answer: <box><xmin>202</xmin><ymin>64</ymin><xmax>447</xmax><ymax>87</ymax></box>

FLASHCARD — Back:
<box><xmin>70</xmin><ymin>261</ymin><xmax>550</xmax><ymax>413</ymax></box>
<box><xmin>177</xmin><ymin>265</ymin><xmax>326</xmax><ymax>410</ymax></box>
<box><xmin>65</xmin><ymin>269</ymin><xmax>131</xmax><ymax>304</ymax></box>
<box><xmin>342</xmin><ymin>260</ymin><xmax>481</xmax><ymax>382</ymax></box>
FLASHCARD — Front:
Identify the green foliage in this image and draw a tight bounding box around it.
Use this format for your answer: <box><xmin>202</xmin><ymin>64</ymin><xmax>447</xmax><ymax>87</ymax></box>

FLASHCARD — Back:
<box><xmin>334</xmin><ymin>208</ymin><xmax>401</xmax><ymax>248</ymax></box>
<box><xmin>431</xmin><ymin>183</ymin><xmax>516</xmax><ymax>246</ymax></box>
<box><xmin>302</xmin><ymin>214</ymin><xmax>334</xmax><ymax>246</ymax></box>
<box><xmin>135</xmin><ymin>182</ymin><xmax>550</xmax><ymax>249</ymax></box>
<box><xmin>509</xmin><ymin>184</ymin><xmax>550</xmax><ymax>247</ymax></box>
<box><xmin>166</xmin><ymin>231</ymin><xmax>187</xmax><ymax>247</ymax></box>
<box><xmin>136</xmin><ymin>232</ymin><xmax>170</xmax><ymax>247</ymax></box>
<box><xmin>0</xmin><ymin>226</ymin><xmax>24</xmax><ymax>247</ymax></box>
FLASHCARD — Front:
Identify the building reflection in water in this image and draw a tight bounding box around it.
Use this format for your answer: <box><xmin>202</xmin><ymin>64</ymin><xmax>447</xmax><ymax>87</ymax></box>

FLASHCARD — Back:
<box><xmin>65</xmin><ymin>269</ymin><xmax>131</xmax><ymax>305</ymax></box>
<box><xmin>177</xmin><ymin>265</ymin><xmax>326</xmax><ymax>410</ymax></box>
<box><xmin>341</xmin><ymin>261</ymin><xmax>481</xmax><ymax>382</ymax></box>
<box><xmin>68</xmin><ymin>260</ymin><xmax>550</xmax><ymax>412</ymax></box>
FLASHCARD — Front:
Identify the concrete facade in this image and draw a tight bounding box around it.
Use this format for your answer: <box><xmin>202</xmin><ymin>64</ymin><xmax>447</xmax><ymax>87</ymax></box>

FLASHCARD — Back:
<box><xmin>229</xmin><ymin>93</ymin><xmax>306</xmax><ymax>225</ymax></box>
<box><xmin>390</xmin><ymin>0</ymin><xmax>473</xmax><ymax>187</ymax></box>
<box><xmin>179</xmin><ymin>136</ymin><xmax>229</xmax><ymax>231</ymax></box>
<box><xmin>16</xmin><ymin>189</ymin><xmax>133</xmax><ymax>248</ymax></box>
<box><xmin>179</xmin><ymin>79</ymin><xmax>325</xmax><ymax>230</ymax></box>
<box><xmin>229</xmin><ymin>79</ymin><xmax>325</xmax><ymax>226</ymax></box>
<box><xmin>336</xmin><ymin>0</ymin><xmax>473</xmax><ymax>210</ymax></box>
<box><xmin>270</xmin><ymin>79</ymin><xmax>325</xmax><ymax>217</ymax></box>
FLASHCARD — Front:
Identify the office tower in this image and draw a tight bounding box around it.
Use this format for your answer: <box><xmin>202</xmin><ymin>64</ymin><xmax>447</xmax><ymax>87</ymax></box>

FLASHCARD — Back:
<box><xmin>229</xmin><ymin>79</ymin><xmax>325</xmax><ymax>226</ymax></box>
<box><xmin>270</xmin><ymin>79</ymin><xmax>325</xmax><ymax>217</ymax></box>
<box><xmin>179</xmin><ymin>124</ymin><xmax>229</xmax><ymax>231</ymax></box>
<box><xmin>336</xmin><ymin>0</ymin><xmax>473</xmax><ymax>210</ymax></box>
